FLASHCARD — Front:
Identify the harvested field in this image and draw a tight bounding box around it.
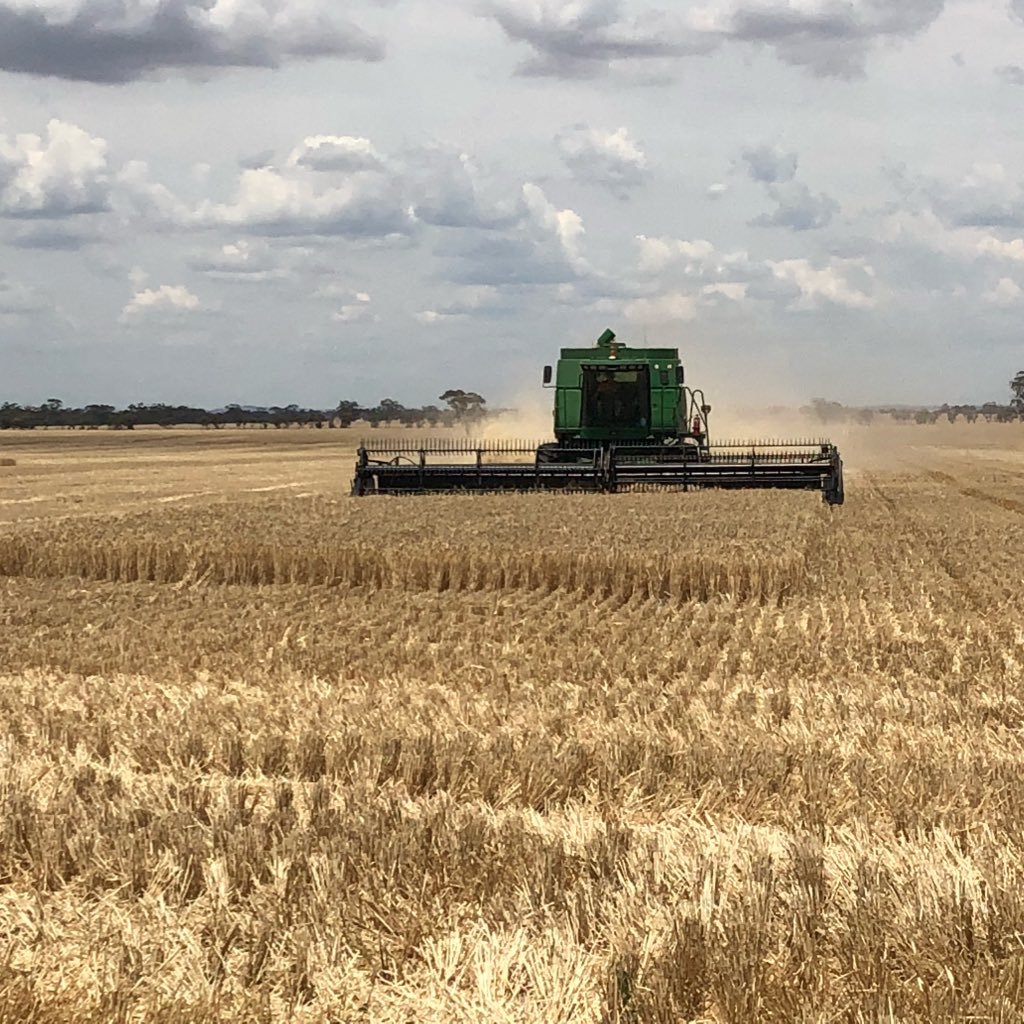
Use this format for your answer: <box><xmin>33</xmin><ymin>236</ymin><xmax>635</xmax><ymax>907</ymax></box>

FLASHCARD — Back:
<box><xmin>1</xmin><ymin>424</ymin><xmax>1024</xmax><ymax>1022</ymax></box>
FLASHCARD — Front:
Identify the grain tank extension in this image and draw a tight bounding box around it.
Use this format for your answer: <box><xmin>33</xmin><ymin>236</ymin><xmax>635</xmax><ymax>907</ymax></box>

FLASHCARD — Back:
<box><xmin>353</xmin><ymin>329</ymin><xmax>844</xmax><ymax>505</ymax></box>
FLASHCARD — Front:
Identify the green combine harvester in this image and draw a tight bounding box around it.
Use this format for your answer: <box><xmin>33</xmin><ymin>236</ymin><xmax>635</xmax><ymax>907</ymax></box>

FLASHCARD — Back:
<box><xmin>352</xmin><ymin>328</ymin><xmax>844</xmax><ymax>505</ymax></box>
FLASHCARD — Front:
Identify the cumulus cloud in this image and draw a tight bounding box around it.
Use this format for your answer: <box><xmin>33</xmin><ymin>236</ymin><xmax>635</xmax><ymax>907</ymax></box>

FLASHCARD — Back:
<box><xmin>0</xmin><ymin>119</ymin><xmax>110</xmax><ymax>218</ymax></box>
<box><xmin>556</xmin><ymin>124</ymin><xmax>648</xmax><ymax>197</ymax></box>
<box><xmin>740</xmin><ymin>143</ymin><xmax>837</xmax><ymax>230</ymax></box>
<box><xmin>486</xmin><ymin>0</ymin><xmax>945</xmax><ymax>80</ymax></box>
<box><xmin>117</xmin><ymin>159</ymin><xmax>191</xmax><ymax>222</ymax></box>
<box><xmin>288</xmin><ymin>136</ymin><xmax>386</xmax><ymax>173</ymax></box>
<box><xmin>187</xmin><ymin>239</ymin><xmax>288</xmax><ymax>281</ymax></box>
<box><xmin>627</xmin><ymin>233</ymin><xmax>875</xmax><ymax>313</ymax></box>
<box><xmin>741</xmin><ymin>143</ymin><xmax>797</xmax><ymax>184</ymax></box>
<box><xmin>193</xmin><ymin>165</ymin><xmax>414</xmax><ymax>238</ymax></box>
<box><xmin>190</xmin><ymin>140</ymin><xmax>516</xmax><ymax>238</ymax></box>
<box><xmin>623</xmin><ymin>290</ymin><xmax>698</xmax><ymax>323</ymax></box>
<box><xmin>403</xmin><ymin>147</ymin><xmax>517</xmax><ymax>229</ymax></box>
<box><xmin>711</xmin><ymin>0</ymin><xmax>946</xmax><ymax>79</ymax></box>
<box><xmin>897</xmin><ymin>161</ymin><xmax>1024</xmax><ymax>229</ymax></box>
<box><xmin>331</xmin><ymin>291</ymin><xmax>379</xmax><ymax>323</ymax></box>
<box><xmin>768</xmin><ymin>257</ymin><xmax>875</xmax><ymax>309</ymax></box>
<box><xmin>752</xmin><ymin>180</ymin><xmax>839</xmax><ymax>230</ymax></box>
<box><xmin>0</xmin><ymin>0</ymin><xmax>384</xmax><ymax>83</ymax></box>
<box><xmin>983</xmin><ymin>277</ymin><xmax>1023</xmax><ymax>306</ymax></box>
<box><xmin>120</xmin><ymin>283</ymin><xmax>201</xmax><ymax>321</ymax></box>
<box><xmin>436</xmin><ymin>182</ymin><xmax>590</xmax><ymax>287</ymax></box>
<box><xmin>486</xmin><ymin>0</ymin><xmax>714</xmax><ymax>78</ymax></box>
<box><xmin>635</xmin><ymin>235</ymin><xmax>716</xmax><ymax>275</ymax></box>
<box><xmin>978</xmin><ymin>235</ymin><xmax>1024</xmax><ymax>262</ymax></box>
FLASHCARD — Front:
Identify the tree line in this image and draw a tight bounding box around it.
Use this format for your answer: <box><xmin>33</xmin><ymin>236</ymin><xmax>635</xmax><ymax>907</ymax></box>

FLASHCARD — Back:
<box><xmin>804</xmin><ymin>371</ymin><xmax>1024</xmax><ymax>426</ymax></box>
<box><xmin>0</xmin><ymin>390</ymin><xmax>489</xmax><ymax>430</ymax></box>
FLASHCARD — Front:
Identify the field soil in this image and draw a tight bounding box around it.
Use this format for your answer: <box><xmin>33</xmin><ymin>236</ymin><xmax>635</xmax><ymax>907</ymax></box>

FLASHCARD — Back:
<box><xmin>2</xmin><ymin>422</ymin><xmax>1024</xmax><ymax>1022</ymax></box>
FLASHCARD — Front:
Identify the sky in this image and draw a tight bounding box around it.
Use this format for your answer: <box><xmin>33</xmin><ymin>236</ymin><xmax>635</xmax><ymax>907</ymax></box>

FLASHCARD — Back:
<box><xmin>2</xmin><ymin>0</ymin><xmax>1024</xmax><ymax>409</ymax></box>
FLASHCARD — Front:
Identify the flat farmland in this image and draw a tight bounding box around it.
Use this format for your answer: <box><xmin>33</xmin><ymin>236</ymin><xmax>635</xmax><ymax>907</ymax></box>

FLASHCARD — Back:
<box><xmin>2</xmin><ymin>423</ymin><xmax>1024</xmax><ymax>1022</ymax></box>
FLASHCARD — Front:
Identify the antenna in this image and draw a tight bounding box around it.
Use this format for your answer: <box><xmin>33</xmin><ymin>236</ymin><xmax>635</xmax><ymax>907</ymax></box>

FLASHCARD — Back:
<box><xmin>643</xmin><ymin>324</ymin><xmax>648</xmax><ymax>345</ymax></box>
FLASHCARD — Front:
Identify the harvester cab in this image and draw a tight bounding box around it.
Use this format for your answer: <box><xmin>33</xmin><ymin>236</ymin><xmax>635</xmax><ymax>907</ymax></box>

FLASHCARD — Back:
<box><xmin>353</xmin><ymin>328</ymin><xmax>844</xmax><ymax>505</ymax></box>
<box><xmin>542</xmin><ymin>327</ymin><xmax>708</xmax><ymax>450</ymax></box>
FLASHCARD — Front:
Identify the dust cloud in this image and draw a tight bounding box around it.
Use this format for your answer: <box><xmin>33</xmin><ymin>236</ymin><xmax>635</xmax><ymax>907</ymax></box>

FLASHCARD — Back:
<box><xmin>479</xmin><ymin>392</ymin><xmax>555</xmax><ymax>442</ymax></box>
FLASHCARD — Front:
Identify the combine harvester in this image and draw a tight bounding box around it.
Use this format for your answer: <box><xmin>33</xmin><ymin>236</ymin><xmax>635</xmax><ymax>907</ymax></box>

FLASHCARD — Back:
<box><xmin>352</xmin><ymin>329</ymin><xmax>844</xmax><ymax>505</ymax></box>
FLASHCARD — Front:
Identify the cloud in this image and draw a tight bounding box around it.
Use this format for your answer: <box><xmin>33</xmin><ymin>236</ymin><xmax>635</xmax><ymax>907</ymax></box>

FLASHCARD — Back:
<box><xmin>752</xmin><ymin>180</ymin><xmax>839</xmax><ymax>230</ymax></box>
<box><xmin>995</xmin><ymin>64</ymin><xmax>1024</xmax><ymax>85</ymax></box>
<box><xmin>120</xmin><ymin>283</ymin><xmax>201</xmax><ymax>321</ymax></box>
<box><xmin>486</xmin><ymin>0</ymin><xmax>945</xmax><ymax>80</ymax></box>
<box><xmin>404</xmin><ymin>147</ymin><xmax>517</xmax><ymax>229</ymax></box>
<box><xmin>191</xmin><ymin>140</ymin><xmax>514</xmax><ymax>238</ymax></box>
<box><xmin>0</xmin><ymin>0</ymin><xmax>385</xmax><ymax>83</ymax></box>
<box><xmin>556</xmin><ymin>124</ymin><xmax>648</xmax><ymax>197</ymax></box>
<box><xmin>740</xmin><ymin>143</ymin><xmax>798</xmax><ymax>184</ymax></box>
<box><xmin>0</xmin><ymin>273</ymin><xmax>48</xmax><ymax>314</ymax></box>
<box><xmin>8</xmin><ymin>223</ymin><xmax>100</xmax><ymax>249</ymax></box>
<box><xmin>0</xmin><ymin>119</ymin><xmax>110</xmax><ymax>218</ymax></box>
<box><xmin>983</xmin><ymin>277</ymin><xmax>1023</xmax><ymax>306</ymax></box>
<box><xmin>415</xmin><ymin>286</ymin><xmax>511</xmax><ymax>323</ymax></box>
<box><xmin>741</xmin><ymin>143</ymin><xmax>837</xmax><ymax>230</ymax></box>
<box><xmin>898</xmin><ymin>162</ymin><xmax>1024</xmax><ymax>229</ymax></box>
<box><xmin>635</xmin><ymin>235</ymin><xmax>716</xmax><ymax>275</ymax></box>
<box><xmin>628</xmin><ymin>233</ymin><xmax>875</xmax><ymax>312</ymax></box>
<box><xmin>768</xmin><ymin>257</ymin><xmax>875</xmax><ymax>309</ymax></box>
<box><xmin>978</xmin><ymin>235</ymin><xmax>1024</xmax><ymax>262</ymax></box>
<box><xmin>623</xmin><ymin>290</ymin><xmax>698</xmax><ymax>322</ymax></box>
<box><xmin>714</xmin><ymin>0</ymin><xmax>947</xmax><ymax>79</ymax></box>
<box><xmin>193</xmin><ymin>165</ymin><xmax>414</xmax><ymax>238</ymax></box>
<box><xmin>288</xmin><ymin>135</ymin><xmax>386</xmax><ymax>173</ymax></box>
<box><xmin>187</xmin><ymin>239</ymin><xmax>289</xmax><ymax>281</ymax></box>
<box><xmin>437</xmin><ymin>183</ymin><xmax>589</xmax><ymax>286</ymax></box>
<box><xmin>486</xmin><ymin>0</ymin><xmax>714</xmax><ymax>78</ymax></box>
<box><xmin>331</xmin><ymin>291</ymin><xmax>379</xmax><ymax>323</ymax></box>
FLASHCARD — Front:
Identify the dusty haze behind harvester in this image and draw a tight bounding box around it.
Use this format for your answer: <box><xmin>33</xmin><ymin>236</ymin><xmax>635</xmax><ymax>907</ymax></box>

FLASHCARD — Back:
<box><xmin>352</xmin><ymin>329</ymin><xmax>844</xmax><ymax>504</ymax></box>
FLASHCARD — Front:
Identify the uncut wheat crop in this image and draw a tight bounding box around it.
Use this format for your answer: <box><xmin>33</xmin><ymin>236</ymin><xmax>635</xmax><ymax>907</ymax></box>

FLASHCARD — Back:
<box><xmin>3</xmin><ymin>424</ymin><xmax>1024</xmax><ymax>1022</ymax></box>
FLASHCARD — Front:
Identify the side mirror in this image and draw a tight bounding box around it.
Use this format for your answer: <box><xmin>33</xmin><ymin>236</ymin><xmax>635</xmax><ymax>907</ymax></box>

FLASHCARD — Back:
<box><xmin>542</xmin><ymin>365</ymin><xmax>552</xmax><ymax>384</ymax></box>
<box><xmin>676</xmin><ymin>365</ymin><xmax>684</xmax><ymax>385</ymax></box>
<box><xmin>701</xmin><ymin>404</ymin><xmax>711</xmax><ymax>415</ymax></box>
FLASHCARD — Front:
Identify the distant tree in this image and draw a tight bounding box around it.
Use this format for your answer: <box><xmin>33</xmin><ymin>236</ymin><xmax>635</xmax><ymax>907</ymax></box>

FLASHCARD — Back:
<box><xmin>1011</xmin><ymin>370</ymin><xmax>1024</xmax><ymax>410</ymax></box>
<box><xmin>221</xmin><ymin>404</ymin><xmax>246</xmax><ymax>426</ymax></box>
<box><xmin>419</xmin><ymin>404</ymin><xmax>443</xmax><ymax>427</ymax></box>
<box><xmin>41</xmin><ymin>398</ymin><xmax>64</xmax><ymax>425</ymax></box>
<box><xmin>804</xmin><ymin>398</ymin><xmax>847</xmax><ymax>425</ymax></box>
<box><xmin>0</xmin><ymin>402</ymin><xmax>25</xmax><ymax>429</ymax></box>
<box><xmin>439</xmin><ymin>389</ymin><xmax>486</xmax><ymax>424</ymax></box>
<box><xmin>335</xmin><ymin>400</ymin><xmax>361</xmax><ymax>427</ymax></box>
<box><xmin>82</xmin><ymin>404</ymin><xmax>115</xmax><ymax>428</ymax></box>
<box><xmin>375</xmin><ymin>398</ymin><xmax>407</xmax><ymax>426</ymax></box>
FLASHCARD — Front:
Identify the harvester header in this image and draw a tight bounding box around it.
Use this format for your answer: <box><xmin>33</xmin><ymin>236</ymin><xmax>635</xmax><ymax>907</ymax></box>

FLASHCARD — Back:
<box><xmin>353</xmin><ymin>329</ymin><xmax>844</xmax><ymax>504</ymax></box>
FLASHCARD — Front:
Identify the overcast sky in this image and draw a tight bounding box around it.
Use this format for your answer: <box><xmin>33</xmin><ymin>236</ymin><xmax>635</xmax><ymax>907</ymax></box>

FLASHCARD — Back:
<box><xmin>2</xmin><ymin>0</ymin><xmax>1024</xmax><ymax>408</ymax></box>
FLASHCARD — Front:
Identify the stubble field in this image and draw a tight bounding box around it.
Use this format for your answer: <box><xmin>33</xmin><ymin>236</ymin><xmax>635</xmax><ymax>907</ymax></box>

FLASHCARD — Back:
<box><xmin>2</xmin><ymin>422</ymin><xmax>1024</xmax><ymax>1022</ymax></box>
